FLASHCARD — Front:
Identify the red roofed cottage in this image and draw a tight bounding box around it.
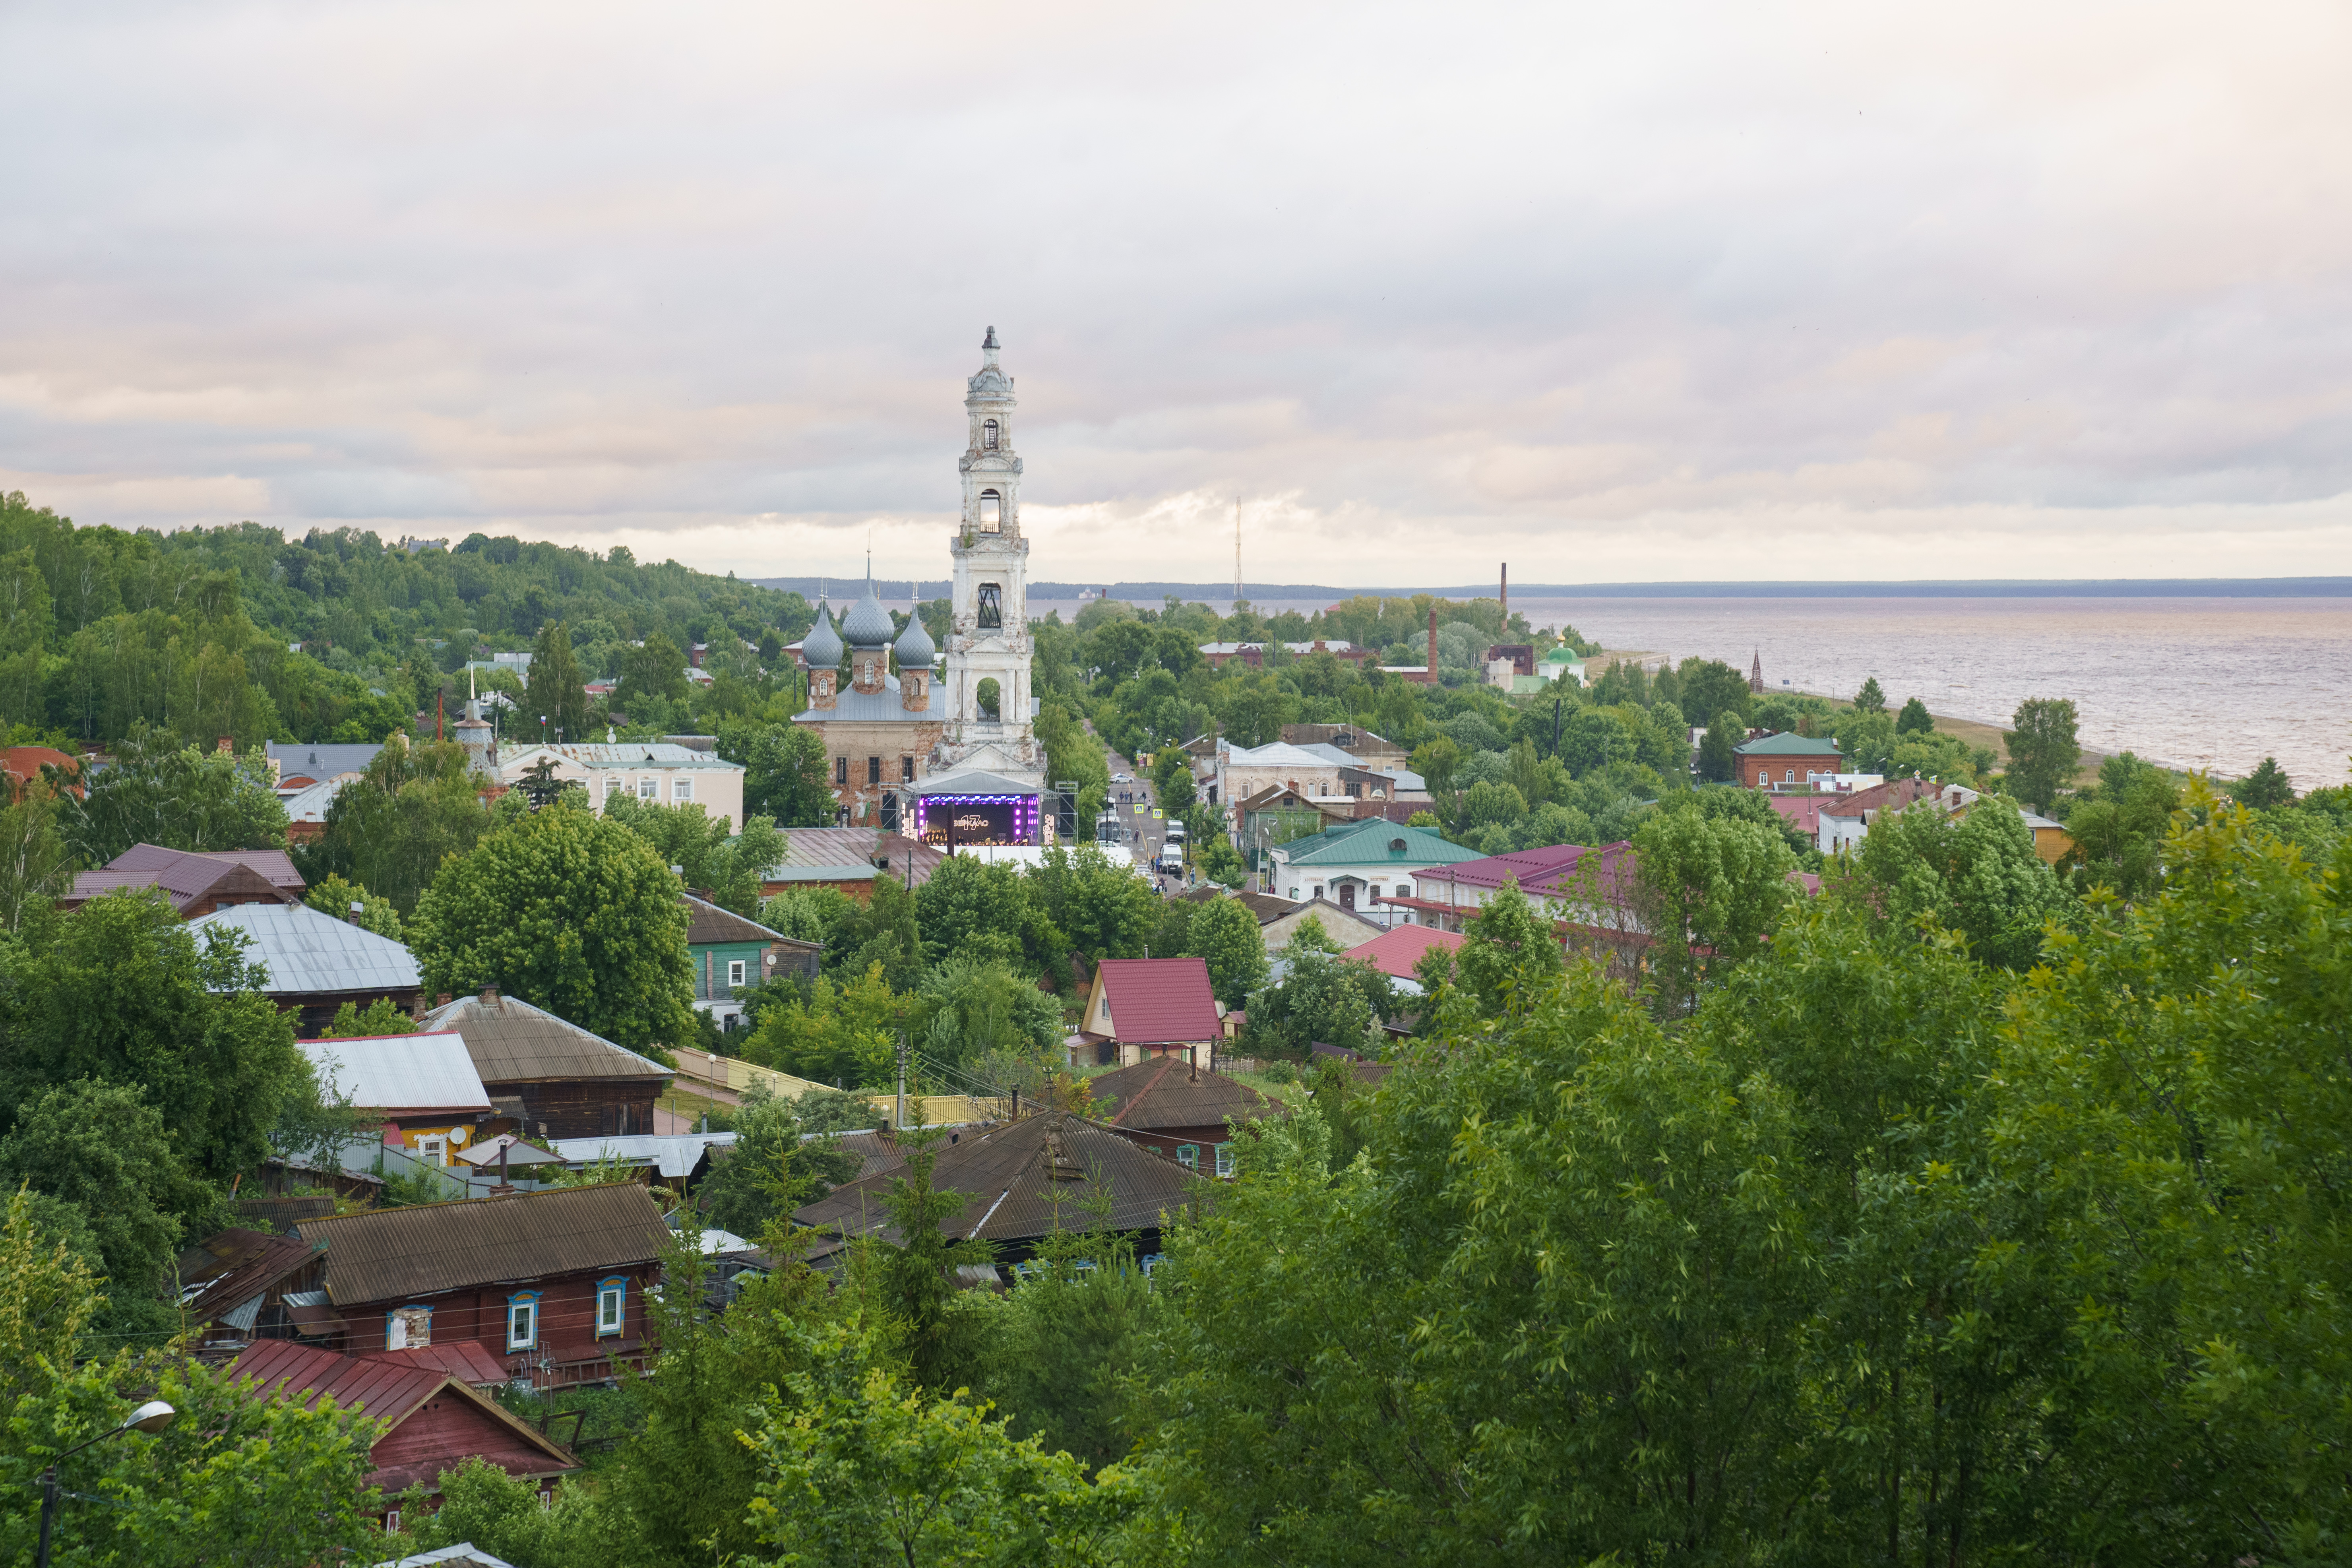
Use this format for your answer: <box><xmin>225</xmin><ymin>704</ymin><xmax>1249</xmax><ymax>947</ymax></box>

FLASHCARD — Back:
<box><xmin>1079</xmin><ymin>957</ymin><xmax>1224</xmax><ymax>1068</ymax></box>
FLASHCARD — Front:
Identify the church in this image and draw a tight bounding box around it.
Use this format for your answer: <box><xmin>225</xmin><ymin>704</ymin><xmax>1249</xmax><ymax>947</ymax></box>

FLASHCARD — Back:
<box><xmin>792</xmin><ymin>328</ymin><xmax>1052</xmax><ymax>849</ymax></box>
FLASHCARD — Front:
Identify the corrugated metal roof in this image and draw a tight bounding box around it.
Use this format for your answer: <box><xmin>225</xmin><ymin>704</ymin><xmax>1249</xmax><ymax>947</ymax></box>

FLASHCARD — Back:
<box><xmin>1342</xmin><ymin>924</ymin><xmax>1464</xmax><ymax>979</ymax></box>
<box><xmin>300</xmin><ymin>1033</ymin><xmax>492</xmax><ymax>1116</ymax></box>
<box><xmin>1093</xmin><ymin>1059</ymin><xmax>1289</xmax><ymax>1132</ymax></box>
<box><xmin>190</xmin><ymin>901</ymin><xmax>421</xmax><ymax>995</ymax></box>
<box><xmin>231</xmin><ymin>1339</ymin><xmax>575</xmax><ymax>1484</ymax></box>
<box><xmin>794</xmin><ymin>1115</ymin><xmax>1197</xmax><ymax>1244</ymax></box>
<box><xmin>1275</xmin><ymin>820</ymin><xmax>1484</xmax><ymax>869</ymax></box>
<box><xmin>266</xmin><ymin>740</ymin><xmax>385</xmax><ymax>780</ymax></box>
<box><xmin>109</xmin><ymin>842</ymin><xmax>304</xmax><ymax>888</ymax></box>
<box><xmin>681</xmin><ymin>894</ymin><xmax>807</xmax><ymax>950</ymax></box>
<box><xmin>1734</xmin><ymin>732</ymin><xmax>1844</xmax><ymax>756</ymax></box>
<box><xmin>501</xmin><ymin>741</ymin><xmax>746</xmax><ymax>770</ymax></box>
<box><xmin>1096</xmin><ymin>957</ymin><xmax>1222</xmax><ymax>1045</ymax></box>
<box><xmin>1176</xmin><ymin>887</ymin><xmax>1300</xmax><ymax>925</ymax></box>
<box><xmin>299</xmin><ymin>1182</ymin><xmax>674</xmax><ymax>1305</ymax></box>
<box><xmin>418</xmin><ymin>991</ymin><xmax>672</xmax><ymax>1085</ymax></box>
<box><xmin>548</xmin><ymin>1132</ymin><xmax>736</xmax><ymax>1178</ymax></box>
<box><xmin>176</xmin><ymin>1229</ymin><xmax>320</xmax><ymax>1324</ymax></box>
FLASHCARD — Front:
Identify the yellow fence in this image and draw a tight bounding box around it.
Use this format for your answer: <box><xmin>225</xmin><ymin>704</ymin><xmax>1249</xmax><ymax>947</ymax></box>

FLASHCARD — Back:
<box><xmin>669</xmin><ymin>1050</ymin><xmax>997</xmax><ymax>1128</ymax></box>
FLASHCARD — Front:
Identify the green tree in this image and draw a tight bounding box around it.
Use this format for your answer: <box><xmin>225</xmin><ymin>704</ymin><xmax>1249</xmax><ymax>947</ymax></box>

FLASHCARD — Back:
<box><xmin>1631</xmin><ymin>807</ymin><xmax>1794</xmax><ymax>1010</ymax></box>
<box><xmin>1853</xmin><ymin>675</ymin><xmax>1886</xmax><ymax>713</ymax></box>
<box><xmin>604</xmin><ymin>794</ymin><xmax>784</xmax><ymax>914</ymax></box>
<box><xmin>1244</xmin><ymin>932</ymin><xmax>1390</xmax><ymax>1060</ymax></box>
<box><xmin>1832</xmin><ymin>706</ymin><xmax>1898</xmax><ymax>776</ymax></box>
<box><xmin>1184</xmin><ymin>895</ymin><xmax>1267</xmax><ymax>1008</ymax></box>
<box><xmin>694</xmin><ymin>1095</ymin><xmax>864</xmax><ymax>1246</ymax></box>
<box><xmin>522</xmin><ymin>619</ymin><xmax>590</xmax><ymax>742</ymax></box>
<box><xmin>743</xmin><ymin>722</ymin><xmax>835</xmax><ymax>826</ymax></box>
<box><xmin>1196</xmin><ymin>831</ymin><xmax>1246</xmax><ymax>889</ymax></box>
<box><xmin>408</xmin><ymin>799</ymin><xmax>694</xmax><ymax>1055</ymax></box>
<box><xmin>745</xmin><ymin>964</ymin><xmax>909</xmax><ymax>1089</ymax></box>
<box><xmin>920</xmin><ymin>956</ymin><xmax>1065</xmax><ymax>1074</ymax></box>
<box><xmin>1409</xmin><ymin>735</ymin><xmax>1461</xmax><ymax>797</ymax></box>
<box><xmin>321</xmin><ymin>997</ymin><xmax>420</xmax><ymax>1037</ymax></box>
<box><xmin>2002</xmin><ymin>695</ymin><xmax>2081</xmax><ymax>812</ymax></box>
<box><xmin>1831</xmin><ymin>796</ymin><xmax>2072</xmax><ymax>969</ymax></box>
<box><xmin>824</xmin><ymin>875</ymin><xmax>926</xmax><ymax>992</ymax></box>
<box><xmin>1696</xmin><ymin>711</ymin><xmax>1743</xmax><ymax>783</ymax></box>
<box><xmin>0</xmin><ymin>775</ymin><xmax>74</xmax><ymax>931</ymax></box>
<box><xmin>303</xmin><ymin>871</ymin><xmax>403</xmax><ymax>939</ymax></box>
<box><xmin>742</xmin><ymin>1323</ymin><xmax>1128</xmax><ymax>1568</ymax></box>
<box><xmin>1674</xmin><ymin>657</ymin><xmax>1751</xmax><ymax>731</ymax></box>
<box><xmin>851</xmin><ymin>1136</ymin><xmax>996</xmax><ymax>1393</ymax></box>
<box><xmin>1031</xmin><ymin>846</ymin><xmax>1160</xmax><ymax>966</ymax></box>
<box><xmin>2231</xmin><ymin>754</ymin><xmax>2294</xmax><ymax>808</ymax></box>
<box><xmin>0</xmin><ymin>1081</ymin><xmax>220</xmax><ymax>1338</ymax></box>
<box><xmin>1895</xmin><ymin>694</ymin><xmax>1934</xmax><ymax>735</ymax></box>
<box><xmin>0</xmin><ymin>894</ymin><xmax>310</xmax><ymax>1186</ymax></box>
<box><xmin>975</xmin><ymin>1217</ymin><xmax>1160</xmax><ymax>1473</ymax></box>
<box><xmin>2060</xmin><ymin>752</ymin><xmax>2180</xmax><ymax>900</ymax></box>
<box><xmin>296</xmin><ymin>735</ymin><xmax>489</xmax><ymax>915</ymax></box>
<box><xmin>391</xmin><ymin>1457</ymin><xmax>604</xmax><ymax>1568</ymax></box>
<box><xmin>913</xmin><ymin>855</ymin><xmax>1049</xmax><ymax>970</ymax></box>
<box><xmin>618</xmin><ymin>631</ymin><xmax>690</xmax><ymax>716</ymax></box>
<box><xmin>56</xmin><ymin>726</ymin><xmax>287</xmax><ymax>865</ymax></box>
<box><xmin>0</xmin><ymin>1188</ymin><xmax>380</xmax><ymax>1567</ymax></box>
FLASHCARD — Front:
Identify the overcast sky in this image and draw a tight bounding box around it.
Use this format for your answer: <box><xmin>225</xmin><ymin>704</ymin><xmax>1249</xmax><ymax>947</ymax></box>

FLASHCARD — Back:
<box><xmin>5</xmin><ymin>0</ymin><xmax>2350</xmax><ymax>586</ymax></box>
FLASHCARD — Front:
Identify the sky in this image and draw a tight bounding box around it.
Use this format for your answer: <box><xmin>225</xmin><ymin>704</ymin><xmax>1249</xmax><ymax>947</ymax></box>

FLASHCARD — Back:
<box><xmin>4</xmin><ymin>0</ymin><xmax>2351</xmax><ymax>587</ymax></box>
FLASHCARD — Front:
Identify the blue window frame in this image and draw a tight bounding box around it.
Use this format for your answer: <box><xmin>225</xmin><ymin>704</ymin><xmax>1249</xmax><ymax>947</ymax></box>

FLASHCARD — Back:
<box><xmin>1175</xmin><ymin>1144</ymin><xmax>1198</xmax><ymax>1171</ymax></box>
<box><xmin>506</xmin><ymin>1291</ymin><xmax>541</xmax><ymax>1351</ymax></box>
<box><xmin>596</xmin><ymin>1276</ymin><xmax>627</xmax><ymax>1337</ymax></box>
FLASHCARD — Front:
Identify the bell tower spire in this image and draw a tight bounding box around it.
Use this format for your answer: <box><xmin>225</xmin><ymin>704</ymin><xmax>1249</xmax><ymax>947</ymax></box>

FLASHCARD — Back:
<box><xmin>939</xmin><ymin>327</ymin><xmax>1038</xmax><ymax>774</ymax></box>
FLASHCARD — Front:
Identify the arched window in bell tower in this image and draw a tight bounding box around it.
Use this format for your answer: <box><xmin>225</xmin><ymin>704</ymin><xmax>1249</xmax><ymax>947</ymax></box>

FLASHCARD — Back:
<box><xmin>979</xmin><ymin>490</ymin><xmax>1002</xmax><ymax>532</ymax></box>
<box><xmin>982</xmin><ymin>419</ymin><xmax>1000</xmax><ymax>451</ymax></box>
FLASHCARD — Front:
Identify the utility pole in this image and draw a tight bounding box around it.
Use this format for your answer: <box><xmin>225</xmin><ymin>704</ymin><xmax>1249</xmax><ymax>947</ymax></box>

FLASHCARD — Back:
<box><xmin>895</xmin><ymin>1031</ymin><xmax>909</xmax><ymax>1132</ymax></box>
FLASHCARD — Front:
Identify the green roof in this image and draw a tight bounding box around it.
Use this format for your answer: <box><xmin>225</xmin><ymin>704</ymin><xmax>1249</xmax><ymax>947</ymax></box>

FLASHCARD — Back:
<box><xmin>1275</xmin><ymin>820</ymin><xmax>1484</xmax><ymax>868</ymax></box>
<box><xmin>1732</xmin><ymin>732</ymin><xmax>1843</xmax><ymax>757</ymax></box>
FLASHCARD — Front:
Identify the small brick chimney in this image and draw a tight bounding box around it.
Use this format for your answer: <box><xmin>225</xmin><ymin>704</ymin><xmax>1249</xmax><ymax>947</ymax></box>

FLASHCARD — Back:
<box><xmin>1426</xmin><ymin>608</ymin><xmax>1437</xmax><ymax>677</ymax></box>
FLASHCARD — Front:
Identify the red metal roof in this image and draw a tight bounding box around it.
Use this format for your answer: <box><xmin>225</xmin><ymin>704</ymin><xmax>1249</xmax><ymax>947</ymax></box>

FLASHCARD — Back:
<box><xmin>1341</xmin><ymin>924</ymin><xmax>1465</xmax><ymax>979</ymax></box>
<box><xmin>1408</xmin><ymin>841</ymin><xmax>1635</xmax><ymax>899</ymax></box>
<box><xmin>1095</xmin><ymin>957</ymin><xmax>1222</xmax><ymax>1045</ymax></box>
<box><xmin>108</xmin><ymin>842</ymin><xmax>304</xmax><ymax>889</ymax></box>
<box><xmin>230</xmin><ymin>1338</ymin><xmax>577</xmax><ymax>1487</ymax></box>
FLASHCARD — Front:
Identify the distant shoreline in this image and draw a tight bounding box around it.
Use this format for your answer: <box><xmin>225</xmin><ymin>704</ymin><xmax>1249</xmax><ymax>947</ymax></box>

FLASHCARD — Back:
<box><xmin>750</xmin><ymin>576</ymin><xmax>2352</xmax><ymax>602</ymax></box>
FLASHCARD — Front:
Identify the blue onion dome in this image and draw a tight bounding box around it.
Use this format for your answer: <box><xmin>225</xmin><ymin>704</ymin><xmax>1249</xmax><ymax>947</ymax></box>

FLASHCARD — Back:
<box><xmin>801</xmin><ymin>603</ymin><xmax>843</xmax><ymax>668</ymax></box>
<box><xmin>894</xmin><ymin>609</ymin><xmax>936</xmax><ymax>669</ymax></box>
<box><xmin>841</xmin><ymin>577</ymin><xmax>897</xmax><ymax>647</ymax></box>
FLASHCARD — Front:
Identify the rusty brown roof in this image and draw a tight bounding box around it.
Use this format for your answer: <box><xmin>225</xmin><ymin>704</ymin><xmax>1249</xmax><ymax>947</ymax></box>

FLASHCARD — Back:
<box><xmin>682</xmin><ymin>892</ymin><xmax>816</xmax><ymax>951</ymax></box>
<box><xmin>1093</xmin><ymin>1058</ymin><xmax>1290</xmax><ymax>1132</ymax></box>
<box><xmin>418</xmin><ymin>990</ymin><xmax>672</xmax><ymax>1085</ymax></box>
<box><xmin>297</xmin><ymin>1183</ymin><xmax>672</xmax><ymax>1306</ymax></box>
<box><xmin>175</xmin><ymin>1229</ymin><xmax>322</xmax><ymax>1323</ymax></box>
<box><xmin>792</xmin><ymin>1114</ymin><xmax>1198</xmax><ymax>1246</ymax></box>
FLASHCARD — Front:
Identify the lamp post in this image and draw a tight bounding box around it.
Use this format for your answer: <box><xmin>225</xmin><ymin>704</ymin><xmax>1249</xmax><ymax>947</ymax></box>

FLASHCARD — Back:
<box><xmin>38</xmin><ymin>1401</ymin><xmax>175</xmax><ymax>1567</ymax></box>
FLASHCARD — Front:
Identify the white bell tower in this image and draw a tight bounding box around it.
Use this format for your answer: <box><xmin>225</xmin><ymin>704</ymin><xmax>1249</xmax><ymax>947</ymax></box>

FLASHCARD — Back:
<box><xmin>937</xmin><ymin>326</ymin><xmax>1039</xmax><ymax>775</ymax></box>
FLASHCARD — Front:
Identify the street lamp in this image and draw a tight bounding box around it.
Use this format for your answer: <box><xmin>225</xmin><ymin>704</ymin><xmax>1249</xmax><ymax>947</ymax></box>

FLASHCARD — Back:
<box><xmin>38</xmin><ymin>1401</ymin><xmax>175</xmax><ymax>1566</ymax></box>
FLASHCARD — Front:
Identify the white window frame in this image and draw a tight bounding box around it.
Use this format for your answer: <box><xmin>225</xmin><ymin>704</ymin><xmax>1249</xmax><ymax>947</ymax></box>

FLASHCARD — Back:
<box><xmin>1214</xmin><ymin>1144</ymin><xmax>1236</xmax><ymax>1179</ymax></box>
<box><xmin>596</xmin><ymin>1277</ymin><xmax>626</xmax><ymax>1337</ymax></box>
<box><xmin>727</xmin><ymin>959</ymin><xmax>746</xmax><ymax>988</ymax></box>
<box><xmin>673</xmin><ymin>777</ymin><xmax>693</xmax><ymax>802</ymax></box>
<box><xmin>417</xmin><ymin>1135</ymin><xmax>447</xmax><ymax>1166</ymax></box>
<box><xmin>638</xmin><ymin>776</ymin><xmax>658</xmax><ymax>799</ymax></box>
<box><xmin>1175</xmin><ymin>1144</ymin><xmax>1199</xmax><ymax>1171</ymax></box>
<box><xmin>507</xmin><ymin>1293</ymin><xmax>540</xmax><ymax>1351</ymax></box>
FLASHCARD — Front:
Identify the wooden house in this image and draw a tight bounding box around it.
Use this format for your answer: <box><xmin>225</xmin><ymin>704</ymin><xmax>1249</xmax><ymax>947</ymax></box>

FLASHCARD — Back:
<box><xmin>682</xmin><ymin>893</ymin><xmax>820</xmax><ymax>1029</ymax></box>
<box><xmin>230</xmin><ymin>1337</ymin><xmax>577</xmax><ymax>1524</ymax></box>
<box><xmin>298</xmin><ymin>1031</ymin><xmax>498</xmax><ymax>1169</ymax></box>
<box><xmin>1087</xmin><ymin>1057</ymin><xmax>1288</xmax><ymax>1178</ymax></box>
<box><xmin>189</xmin><ymin>901</ymin><xmax>422</xmax><ymax>1036</ymax></box>
<box><xmin>1075</xmin><ymin>957</ymin><xmax>1224</xmax><ymax>1068</ymax></box>
<box><xmin>294</xmin><ymin>1183</ymin><xmax>674</xmax><ymax>1390</ymax></box>
<box><xmin>793</xmin><ymin>1111</ymin><xmax>1198</xmax><ymax>1267</ymax></box>
<box><xmin>420</xmin><ymin>987</ymin><xmax>672</xmax><ymax>1140</ymax></box>
<box><xmin>61</xmin><ymin>843</ymin><xmax>304</xmax><ymax>917</ymax></box>
<box><xmin>176</xmin><ymin>1228</ymin><xmax>325</xmax><ymax>1343</ymax></box>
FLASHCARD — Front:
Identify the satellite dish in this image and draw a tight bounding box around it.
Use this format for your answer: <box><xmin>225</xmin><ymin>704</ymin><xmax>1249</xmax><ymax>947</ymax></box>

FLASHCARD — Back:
<box><xmin>448</xmin><ymin>1126</ymin><xmax>470</xmax><ymax>1147</ymax></box>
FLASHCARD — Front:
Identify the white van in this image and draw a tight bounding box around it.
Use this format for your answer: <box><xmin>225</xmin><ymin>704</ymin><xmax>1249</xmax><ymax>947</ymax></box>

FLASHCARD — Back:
<box><xmin>1156</xmin><ymin>843</ymin><xmax>1185</xmax><ymax>874</ymax></box>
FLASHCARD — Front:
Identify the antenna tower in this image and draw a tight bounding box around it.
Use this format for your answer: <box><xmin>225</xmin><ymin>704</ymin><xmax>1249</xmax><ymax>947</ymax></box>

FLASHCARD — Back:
<box><xmin>1233</xmin><ymin>496</ymin><xmax>1242</xmax><ymax>606</ymax></box>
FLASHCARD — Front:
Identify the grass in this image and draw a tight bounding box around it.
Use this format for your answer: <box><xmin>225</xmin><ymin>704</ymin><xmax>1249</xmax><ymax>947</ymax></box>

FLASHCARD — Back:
<box><xmin>657</xmin><ymin>1083</ymin><xmax>737</xmax><ymax>1126</ymax></box>
<box><xmin>492</xmin><ymin>1382</ymin><xmax>643</xmax><ymax>1471</ymax></box>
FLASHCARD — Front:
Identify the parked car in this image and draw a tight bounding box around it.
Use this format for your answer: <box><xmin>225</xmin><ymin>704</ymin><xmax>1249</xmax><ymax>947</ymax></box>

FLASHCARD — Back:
<box><xmin>1111</xmin><ymin>771</ymin><xmax>1133</xmax><ymax>783</ymax></box>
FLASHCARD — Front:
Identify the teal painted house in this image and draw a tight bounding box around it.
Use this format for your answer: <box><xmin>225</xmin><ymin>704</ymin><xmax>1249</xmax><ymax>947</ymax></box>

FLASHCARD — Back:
<box><xmin>682</xmin><ymin>895</ymin><xmax>820</xmax><ymax>1030</ymax></box>
<box><xmin>1262</xmin><ymin>820</ymin><xmax>1485</xmax><ymax>928</ymax></box>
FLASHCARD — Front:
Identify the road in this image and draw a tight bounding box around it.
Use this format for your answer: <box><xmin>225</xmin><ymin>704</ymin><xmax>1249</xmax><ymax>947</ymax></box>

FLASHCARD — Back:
<box><xmin>1097</xmin><ymin>744</ymin><xmax>1190</xmax><ymax>895</ymax></box>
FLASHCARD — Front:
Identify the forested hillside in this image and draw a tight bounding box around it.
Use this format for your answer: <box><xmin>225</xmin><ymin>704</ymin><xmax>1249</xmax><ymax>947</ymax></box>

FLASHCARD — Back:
<box><xmin>0</xmin><ymin>491</ymin><xmax>814</xmax><ymax>748</ymax></box>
